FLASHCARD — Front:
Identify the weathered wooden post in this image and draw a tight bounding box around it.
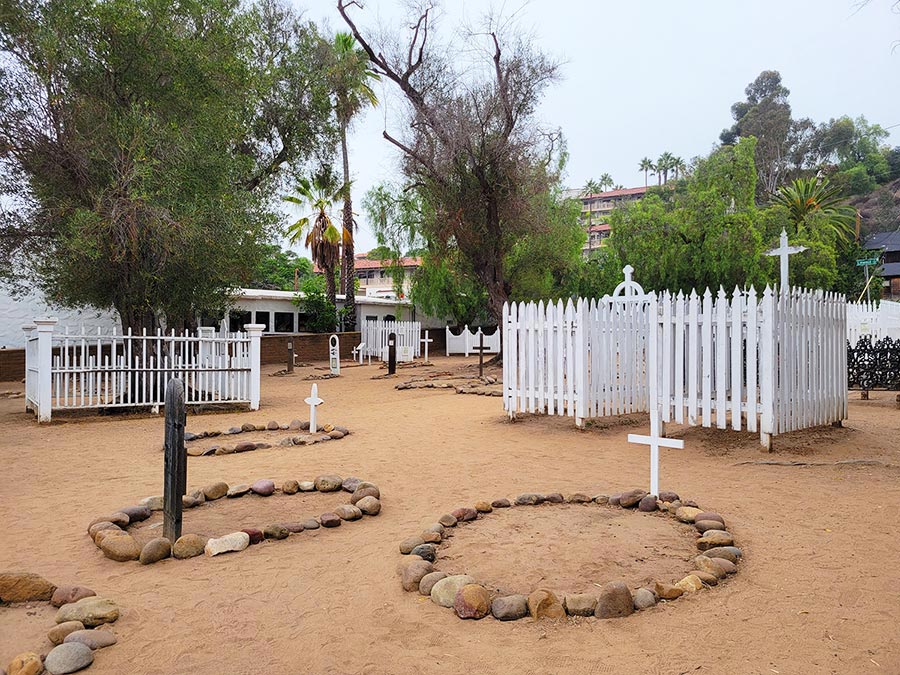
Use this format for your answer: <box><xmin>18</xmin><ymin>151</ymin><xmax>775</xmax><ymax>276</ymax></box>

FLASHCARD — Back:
<box><xmin>470</xmin><ymin>330</ymin><xmax>489</xmax><ymax>377</ymax></box>
<box><xmin>388</xmin><ymin>332</ymin><xmax>397</xmax><ymax>375</ymax></box>
<box><xmin>287</xmin><ymin>339</ymin><xmax>294</xmax><ymax>374</ymax></box>
<box><xmin>163</xmin><ymin>378</ymin><xmax>187</xmax><ymax>543</ymax></box>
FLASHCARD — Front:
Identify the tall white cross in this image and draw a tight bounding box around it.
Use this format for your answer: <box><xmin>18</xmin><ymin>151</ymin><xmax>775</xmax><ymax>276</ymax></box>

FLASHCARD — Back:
<box><xmin>305</xmin><ymin>383</ymin><xmax>324</xmax><ymax>433</ymax></box>
<box><xmin>420</xmin><ymin>330</ymin><xmax>433</xmax><ymax>362</ymax></box>
<box><xmin>627</xmin><ymin>410</ymin><xmax>684</xmax><ymax>496</ymax></box>
<box><xmin>765</xmin><ymin>228</ymin><xmax>807</xmax><ymax>293</ymax></box>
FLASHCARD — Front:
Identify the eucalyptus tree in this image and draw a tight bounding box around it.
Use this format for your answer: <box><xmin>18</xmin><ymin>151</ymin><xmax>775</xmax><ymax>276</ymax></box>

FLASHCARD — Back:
<box><xmin>337</xmin><ymin>0</ymin><xmax>569</xmax><ymax>324</ymax></box>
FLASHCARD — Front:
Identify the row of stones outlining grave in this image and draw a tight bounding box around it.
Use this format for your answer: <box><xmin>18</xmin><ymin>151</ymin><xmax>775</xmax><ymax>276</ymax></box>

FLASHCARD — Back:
<box><xmin>86</xmin><ymin>476</ymin><xmax>381</xmax><ymax>564</ymax></box>
<box><xmin>397</xmin><ymin>488</ymin><xmax>742</xmax><ymax>622</ymax></box>
<box><xmin>182</xmin><ymin>419</ymin><xmax>351</xmax><ymax>457</ymax></box>
<box><xmin>1</xmin><ymin>572</ymin><xmax>121</xmax><ymax>675</ymax></box>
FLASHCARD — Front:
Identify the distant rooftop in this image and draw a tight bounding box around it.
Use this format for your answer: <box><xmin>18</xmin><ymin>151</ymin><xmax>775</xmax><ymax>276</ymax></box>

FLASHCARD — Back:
<box><xmin>865</xmin><ymin>231</ymin><xmax>900</xmax><ymax>253</ymax></box>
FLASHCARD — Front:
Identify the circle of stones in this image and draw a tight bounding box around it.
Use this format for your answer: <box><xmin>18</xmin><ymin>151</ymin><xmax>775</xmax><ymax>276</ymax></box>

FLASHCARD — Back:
<box><xmin>183</xmin><ymin>419</ymin><xmax>351</xmax><ymax>457</ymax></box>
<box><xmin>398</xmin><ymin>488</ymin><xmax>742</xmax><ymax>622</ymax></box>
<box><xmin>1</xmin><ymin>572</ymin><xmax>121</xmax><ymax>674</ymax></box>
<box><xmin>86</xmin><ymin>475</ymin><xmax>381</xmax><ymax>564</ymax></box>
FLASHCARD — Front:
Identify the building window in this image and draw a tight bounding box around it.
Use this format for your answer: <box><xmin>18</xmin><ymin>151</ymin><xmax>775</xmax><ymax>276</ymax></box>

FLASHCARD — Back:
<box><xmin>365</xmin><ymin>315</ymin><xmax>378</xmax><ymax>322</ymax></box>
<box><xmin>255</xmin><ymin>311</ymin><xmax>270</xmax><ymax>331</ymax></box>
<box><xmin>274</xmin><ymin>312</ymin><xmax>294</xmax><ymax>333</ymax></box>
<box><xmin>384</xmin><ymin>314</ymin><xmax>396</xmax><ymax>322</ymax></box>
<box><xmin>228</xmin><ymin>310</ymin><xmax>251</xmax><ymax>332</ymax></box>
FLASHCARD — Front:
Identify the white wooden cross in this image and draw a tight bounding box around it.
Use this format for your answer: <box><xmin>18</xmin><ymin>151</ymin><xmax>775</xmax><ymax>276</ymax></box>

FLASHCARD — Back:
<box><xmin>627</xmin><ymin>411</ymin><xmax>684</xmax><ymax>496</ymax></box>
<box><xmin>765</xmin><ymin>228</ymin><xmax>807</xmax><ymax>293</ymax></box>
<box><xmin>420</xmin><ymin>330</ymin><xmax>432</xmax><ymax>362</ymax></box>
<box><xmin>305</xmin><ymin>383</ymin><xmax>324</xmax><ymax>433</ymax></box>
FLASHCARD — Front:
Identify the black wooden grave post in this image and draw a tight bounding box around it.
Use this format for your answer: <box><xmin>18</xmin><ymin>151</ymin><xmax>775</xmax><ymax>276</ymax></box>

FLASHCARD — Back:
<box><xmin>388</xmin><ymin>332</ymin><xmax>397</xmax><ymax>375</ymax></box>
<box><xmin>287</xmin><ymin>339</ymin><xmax>294</xmax><ymax>373</ymax></box>
<box><xmin>163</xmin><ymin>378</ymin><xmax>187</xmax><ymax>543</ymax></box>
<box><xmin>472</xmin><ymin>330</ymin><xmax>488</xmax><ymax>377</ymax></box>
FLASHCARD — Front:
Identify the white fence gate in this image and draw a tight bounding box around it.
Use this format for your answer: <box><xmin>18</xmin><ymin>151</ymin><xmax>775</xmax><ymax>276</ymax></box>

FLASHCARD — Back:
<box><xmin>446</xmin><ymin>325</ymin><xmax>501</xmax><ymax>356</ymax></box>
<box><xmin>360</xmin><ymin>320</ymin><xmax>421</xmax><ymax>361</ymax></box>
<box><xmin>847</xmin><ymin>299</ymin><xmax>900</xmax><ymax>343</ymax></box>
<box><xmin>503</xmin><ymin>282</ymin><xmax>847</xmax><ymax>448</ymax></box>
<box><xmin>23</xmin><ymin>319</ymin><xmax>263</xmax><ymax>422</ymax></box>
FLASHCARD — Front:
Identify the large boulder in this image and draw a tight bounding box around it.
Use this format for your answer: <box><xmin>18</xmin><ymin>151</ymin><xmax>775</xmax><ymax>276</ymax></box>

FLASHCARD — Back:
<box><xmin>594</xmin><ymin>581</ymin><xmax>634</xmax><ymax>619</ymax></box>
<box><xmin>0</xmin><ymin>571</ymin><xmax>56</xmax><ymax>602</ymax></box>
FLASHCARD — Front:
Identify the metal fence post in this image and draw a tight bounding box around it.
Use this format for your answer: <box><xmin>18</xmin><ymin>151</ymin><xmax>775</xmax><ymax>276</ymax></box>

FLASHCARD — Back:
<box><xmin>245</xmin><ymin>324</ymin><xmax>264</xmax><ymax>410</ymax></box>
<box><xmin>34</xmin><ymin>318</ymin><xmax>58</xmax><ymax>423</ymax></box>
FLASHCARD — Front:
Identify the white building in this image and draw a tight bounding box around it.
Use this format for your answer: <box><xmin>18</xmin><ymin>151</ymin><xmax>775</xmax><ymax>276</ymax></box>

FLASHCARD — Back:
<box><xmin>0</xmin><ymin>285</ymin><xmax>442</xmax><ymax>349</ymax></box>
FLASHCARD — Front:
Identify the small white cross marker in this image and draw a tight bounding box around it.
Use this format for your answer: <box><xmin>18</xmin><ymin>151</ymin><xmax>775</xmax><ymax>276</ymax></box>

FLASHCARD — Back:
<box><xmin>627</xmin><ymin>411</ymin><xmax>684</xmax><ymax>496</ymax></box>
<box><xmin>420</xmin><ymin>330</ymin><xmax>433</xmax><ymax>362</ymax></box>
<box><xmin>305</xmin><ymin>383</ymin><xmax>324</xmax><ymax>432</ymax></box>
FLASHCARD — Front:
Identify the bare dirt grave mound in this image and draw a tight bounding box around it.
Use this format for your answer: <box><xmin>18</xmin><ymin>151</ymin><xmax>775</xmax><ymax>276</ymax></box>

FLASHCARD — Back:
<box><xmin>438</xmin><ymin>504</ymin><xmax>697</xmax><ymax>595</ymax></box>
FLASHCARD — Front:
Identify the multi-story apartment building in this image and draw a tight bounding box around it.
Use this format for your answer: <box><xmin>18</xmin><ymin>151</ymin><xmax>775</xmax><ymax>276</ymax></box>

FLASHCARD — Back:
<box><xmin>565</xmin><ymin>185</ymin><xmax>648</xmax><ymax>258</ymax></box>
<box><xmin>354</xmin><ymin>253</ymin><xmax>422</xmax><ymax>299</ymax></box>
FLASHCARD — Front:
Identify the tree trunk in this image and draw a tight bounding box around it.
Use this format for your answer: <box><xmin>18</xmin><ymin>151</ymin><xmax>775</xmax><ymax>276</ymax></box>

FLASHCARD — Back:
<box><xmin>324</xmin><ymin>261</ymin><xmax>338</xmax><ymax>329</ymax></box>
<box><xmin>340</xmin><ymin>124</ymin><xmax>356</xmax><ymax>331</ymax></box>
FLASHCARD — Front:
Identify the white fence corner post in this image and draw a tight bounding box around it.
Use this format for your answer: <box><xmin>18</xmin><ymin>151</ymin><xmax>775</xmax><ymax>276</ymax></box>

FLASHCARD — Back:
<box><xmin>245</xmin><ymin>323</ymin><xmax>264</xmax><ymax>410</ymax></box>
<box><xmin>22</xmin><ymin>324</ymin><xmax>35</xmax><ymax>413</ymax></box>
<box><xmin>34</xmin><ymin>318</ymin><xmax>58</xmax><ymax>423</ymax></box>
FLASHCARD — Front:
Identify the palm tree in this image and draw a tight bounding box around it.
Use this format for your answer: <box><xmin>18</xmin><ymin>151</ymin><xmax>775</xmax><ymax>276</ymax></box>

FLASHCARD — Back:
<box><xmin>283</xmin><ymin>172</ymin><xmax>347</xmax><ymax>314</ymax></box>
<box><xmin>583</xmin><ymin>178</ymin><xmax>602</xmax><ymax>196</ymax></box>
<box><xmin>639</xmin><ymin>158</ymin><xmax>653</xmax><ymax>187</ymax></box>
<box><xmin>673</xmin><ymin>157</ymin><xmax>687</xmax><ymax>181</ymax></box>
<box><xmin>657</xmin><ymin>152</ymin><xmax>675</xmax><ymax>184</ymax></box>
<box><xmin>772</xmin><ymin>176</ymin><xmax>855</xmax><ymax>241</ymax></box>
<box><xmin>330</xmin><ymin>32</ymin><xmax>380</xmax><ymax>331</ymax></box>
<box><xmin>599</xmin><ymin>173</ymin><xmax>614</xmax><ymax>192</ymax></box>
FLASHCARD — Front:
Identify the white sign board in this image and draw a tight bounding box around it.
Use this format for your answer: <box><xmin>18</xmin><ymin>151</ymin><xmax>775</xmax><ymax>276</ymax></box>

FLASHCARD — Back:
<box><xmin>329</xmin><ymin>335</ymin><xmax>340</xmax><ymax>375</ymax></box>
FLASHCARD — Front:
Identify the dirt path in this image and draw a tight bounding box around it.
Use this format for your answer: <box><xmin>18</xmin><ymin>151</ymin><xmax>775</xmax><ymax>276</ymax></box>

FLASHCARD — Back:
<box><xmin>1</xmin><ymin>358</ymin><xmax>899</xmax><ymax>674</ymax></box>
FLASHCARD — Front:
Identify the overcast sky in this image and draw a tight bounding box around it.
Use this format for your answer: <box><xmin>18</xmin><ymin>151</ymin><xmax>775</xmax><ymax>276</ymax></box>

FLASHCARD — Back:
<box><xmin>287</xmin><ymin>0</ymin><xmax>900</xmax><ymax>255</ymax></box>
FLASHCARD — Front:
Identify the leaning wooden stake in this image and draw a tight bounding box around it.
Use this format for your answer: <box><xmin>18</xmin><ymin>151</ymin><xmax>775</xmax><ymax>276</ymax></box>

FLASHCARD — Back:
<box><xmin>388</xmin><ymin>332</ymin><xmax>397</xmax><ymax>375</ymax></box>
<box><xmin>163</xmin><ymin>378</ymin><xmax>187</xmax><ymax>543</ymax></box>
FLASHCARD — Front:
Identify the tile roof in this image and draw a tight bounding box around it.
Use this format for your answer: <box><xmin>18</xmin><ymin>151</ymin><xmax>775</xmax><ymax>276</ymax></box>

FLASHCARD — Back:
<box><xmin>865</xmin><ymin>231</ymin><xmax>900</xmax><ymax>252</ymax></box>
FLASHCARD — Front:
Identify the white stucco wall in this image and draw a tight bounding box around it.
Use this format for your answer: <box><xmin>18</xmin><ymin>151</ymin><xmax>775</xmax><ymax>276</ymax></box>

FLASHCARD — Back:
<box><xmin>0</xmin><ymin>286</ymin><xmax>119</xmax><ymax>349</ymax></box>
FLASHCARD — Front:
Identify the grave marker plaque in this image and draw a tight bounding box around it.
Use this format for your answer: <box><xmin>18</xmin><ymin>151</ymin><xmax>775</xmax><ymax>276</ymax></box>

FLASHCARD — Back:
<box><xmin>329</xmin><ymin>335</ymin><xmax>340</xmax><ymax>375</ymax></box>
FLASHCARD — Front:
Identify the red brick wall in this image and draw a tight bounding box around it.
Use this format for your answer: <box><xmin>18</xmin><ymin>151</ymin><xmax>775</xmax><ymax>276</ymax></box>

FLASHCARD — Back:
<box><xmin>0</xmin><ymin>349</ymin><xmax>25</xmax><ymax>382</ymax></box>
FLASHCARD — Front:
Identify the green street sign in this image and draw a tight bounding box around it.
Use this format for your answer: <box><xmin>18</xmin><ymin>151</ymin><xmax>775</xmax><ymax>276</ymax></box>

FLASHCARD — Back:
<box><xmin>856</xmin><ymin>258</ymin><xmax>879</xmax><ymax>267</ymax></box>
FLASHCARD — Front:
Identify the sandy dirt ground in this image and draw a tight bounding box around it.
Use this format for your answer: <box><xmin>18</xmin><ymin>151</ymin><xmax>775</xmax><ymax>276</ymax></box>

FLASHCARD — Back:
<box><xmin>2</xmin><ymin>356</ymin><xmax>900</xmax><ymax>675</ymax></box>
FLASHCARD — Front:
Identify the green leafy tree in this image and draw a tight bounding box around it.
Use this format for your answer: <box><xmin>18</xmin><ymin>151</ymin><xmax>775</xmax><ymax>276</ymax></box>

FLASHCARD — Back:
<box><xmin>0</xmin><ymin>0</ymin><xmax>334</xmax><ymax>335</ymax></box>
<box><xmin>249</xmin><ymin>245</ymin><xmax>313</xmax><ymax>291</ymax></box>
<box><xmin>363</xmin><ymin>182</ymin><xmax>427</xmax><ymax>298</ymax></box>
<box><xmin>294</xmin><ymin>275</ymin><xmax>339</xmax><ymax>333</ymax></box>
<box><xmin>283</xmin><ymin>166</ymin><xmax>347</xmax><ymax>317</ymax></box>
<box><xmin>329</xmin><ymin>31</ymin><xmax>380</xmax><ymax>331</ymax></box>
<box><xmin>608</xmin><ymin>138</ymin><xmax>765</xmax><ymax>293</ymax></box>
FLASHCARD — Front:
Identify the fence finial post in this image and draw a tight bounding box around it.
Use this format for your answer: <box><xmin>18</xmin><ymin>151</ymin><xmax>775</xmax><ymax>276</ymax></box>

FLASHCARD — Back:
<box><xmin>33</xmin><ymin>318</ymin><xmax>58</xmax><ymax>423</ymax></box>
<box><xmin>245</xmin><ymin>323</ymin><xmax>264</xmax><ymax>410</ymax></box>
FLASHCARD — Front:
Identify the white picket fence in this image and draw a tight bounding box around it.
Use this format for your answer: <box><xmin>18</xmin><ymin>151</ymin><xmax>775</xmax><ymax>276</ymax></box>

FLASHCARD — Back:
<box><xmin>23</xmin><ymin>320</ymin><xmax>263</xmax><ymax>422</ymax></box>
<box><xmin>360</xmin><ymin>320</ymin><xmax>421</xmax><ymax>361</ymax></box>
<box><xmin>445</xmin><ymin>325</ymin><xmax>501</xmax><ymax>356</ymax></box>
<box><xmin>847</xmin><ymin>299</ymin><xmax>900</xmax><ymax>343</ymax></box>
<box><xmin>503</xmin><ymin>285</ymin><xmax>847</xmax><ymax>448</ymax></box>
